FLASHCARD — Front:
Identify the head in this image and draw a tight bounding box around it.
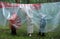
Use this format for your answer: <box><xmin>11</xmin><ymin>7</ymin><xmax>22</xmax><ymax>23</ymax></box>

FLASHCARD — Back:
<box><xmin>8</xmin><ymin>13</ymin><xmax>17</xmax><ymax>20</ymax></box>
<box><xmin>40</xmin><ymin>13</ymin><xmax>46</xmax><ymax>18</ymax></box>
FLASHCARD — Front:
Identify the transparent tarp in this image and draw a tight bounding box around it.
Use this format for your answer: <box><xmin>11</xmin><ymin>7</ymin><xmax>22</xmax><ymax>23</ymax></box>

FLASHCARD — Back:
<box><xmin>0</xmin><ymin>2</ymin><xmax>60</xmax><ymax>32</ymax></box>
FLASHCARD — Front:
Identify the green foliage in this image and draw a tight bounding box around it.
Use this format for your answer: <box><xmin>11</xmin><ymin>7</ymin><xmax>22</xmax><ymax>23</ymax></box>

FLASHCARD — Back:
<box><xmin>0</xmin><ymin>0</ymin><xmax>60</xmax><ymax>3</ymax></box>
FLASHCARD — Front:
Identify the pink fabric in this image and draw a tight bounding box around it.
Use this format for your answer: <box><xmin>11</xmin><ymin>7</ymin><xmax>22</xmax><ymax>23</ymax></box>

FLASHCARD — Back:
<box><xmin>9</xmin><ymin>13</ymin><xmax>17</xmax><ymax>20</ymax></box>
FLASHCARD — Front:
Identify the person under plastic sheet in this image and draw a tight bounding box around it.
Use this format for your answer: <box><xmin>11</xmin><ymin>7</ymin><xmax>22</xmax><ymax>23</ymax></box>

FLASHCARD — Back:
<box><xmin>19</xmin><ymin>4</ymin><xmax>34</xmax><ymax>37</ymax></box>
<box><xmin>26</xmin><ymin>4</ymin><xmax>41</xmax><ymax>37</ymax></box>
<box><xmin>26</xmin><ymin>13</ymin><xmax>33</xmax><ymax>37</ymax></box>
<box><xmin>8</xmin><ymin>13</ymin><xmax>21</xmax><ymax>35</ymax></box>
<box><xmin>26</xmin><ymin>5</ymin><xmax>34</xmax><ymax>37</ymax></box>
<box><xmin>39</xmin><ymin>13</ymin><xmax>46</xmax><ymax>36</ymax></box>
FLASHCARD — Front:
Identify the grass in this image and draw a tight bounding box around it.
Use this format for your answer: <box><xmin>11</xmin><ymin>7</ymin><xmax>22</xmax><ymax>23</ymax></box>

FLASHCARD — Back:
<box><xmin>0</xmin><ymin>24</ymin><xmax>60</xmax><ymax>39</ymax></box>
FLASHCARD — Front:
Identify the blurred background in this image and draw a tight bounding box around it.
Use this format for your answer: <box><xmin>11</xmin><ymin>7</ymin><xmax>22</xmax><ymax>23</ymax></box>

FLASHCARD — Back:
<box><xmin>0</xmin><ymin>0</ymin><xmax>60</xmax><ymax>3</ymax></box>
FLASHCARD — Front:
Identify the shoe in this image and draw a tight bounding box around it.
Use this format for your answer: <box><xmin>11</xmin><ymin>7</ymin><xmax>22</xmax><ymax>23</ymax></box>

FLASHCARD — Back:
<box><xmin>38</xmin><ymin>32</ymin><xmax>41</xmax><ymax>35</ymax></box>
<box><xmin>29</xmin><ymin>34</ymin><xmax>31</xmax><ymax>37</ymax></box>
<box><xmin>28</xmin><ymin>33</ymin><xmax>32</xmax><ymax>37</ymax></box>
<box><xmin>41</xmin><ymin>33</ymin><xmax>45</xmax><ymax>36</ymax></box>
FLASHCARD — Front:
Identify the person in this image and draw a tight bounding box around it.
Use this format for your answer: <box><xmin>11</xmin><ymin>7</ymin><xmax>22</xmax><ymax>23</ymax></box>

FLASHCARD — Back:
<box><xmin>39</xmin><ymin>13</ymin><xmax>46</xmax><ymax>36</ymax></box>
<box><xmin>8</xmin><ymin>13</ymin><xmax>21</xmax><ymax>35</ymax></box>
<box><xmin>26</xmin><ymin>14</ymin><xmax>33</xmax><ymax>37</ymax></box>
<box><xmin>26</xmin><ymin>5</ymin><xmax>34</xmax><ymax>37</ymax></box>
<box><xmin>26</xmin><ymin>4</ymin><xmax>41</xmax><ymax>36</ymax></box>
<box><xmin>19</xmin><ymin>4</ymin><xmax>34</xmax><ymax>37</ymax></box>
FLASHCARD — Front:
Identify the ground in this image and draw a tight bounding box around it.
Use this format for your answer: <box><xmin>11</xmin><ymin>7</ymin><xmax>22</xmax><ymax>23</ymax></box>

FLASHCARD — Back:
<box><xmin>0</xmin><ymin>24</ymin><xmax>60</xmax><ymax>39</ymax></box>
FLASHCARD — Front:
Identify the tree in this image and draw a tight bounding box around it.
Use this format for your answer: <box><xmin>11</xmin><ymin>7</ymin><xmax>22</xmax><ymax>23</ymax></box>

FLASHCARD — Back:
<box><xmin>15</xmin><ymin>0</ymin><xmax>20</xmax><ymax>3</ymax></box>
<box><xmin>26</xmin><ymin>0</ymin><xmax>30</xmax><ymax>3</ymax></box>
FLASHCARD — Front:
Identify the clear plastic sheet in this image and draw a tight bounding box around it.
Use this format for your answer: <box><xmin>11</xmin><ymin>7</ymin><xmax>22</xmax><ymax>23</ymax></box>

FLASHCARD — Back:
<box><xmin>0</xmin><ymin>2</ymin><xmax>60</xmax><ymax>32</ymax></box>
